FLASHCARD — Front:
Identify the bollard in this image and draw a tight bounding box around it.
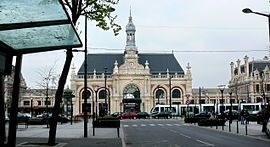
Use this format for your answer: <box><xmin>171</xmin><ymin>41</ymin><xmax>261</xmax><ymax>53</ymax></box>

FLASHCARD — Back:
<box><xmin>245</xmin><ymin>122</ymin><xmax>248</xmax><ymax>135</ymax></box>
<box><xmin>229</xmin><ymin>122</ymin><xmax>231</xmax><ymax>132</ymax></box>
<box><xmin>216</xmin><ymin>125</ymin><xmax>218</xmax><ymax>129</ymax></box>
<box><xmin>222</xmin><ymin>124</ymin><xmax>224</xmax><ymax>131</ymax></box>
<box><xmin>236</xmin><ymin>121</ymin><xmax>239</xmax><ymax>133</ymax></box>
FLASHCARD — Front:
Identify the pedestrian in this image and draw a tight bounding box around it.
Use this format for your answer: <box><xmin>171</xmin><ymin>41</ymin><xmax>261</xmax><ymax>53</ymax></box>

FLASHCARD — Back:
<box><xmin>244</xmin><ymin>110</ymin><xmax>250</xmax><ymax>124</ymax></box>
<box><xmin>240</xmin><ymin>110</ymin><xmax>245</xmax><ymax>124</ymax></box>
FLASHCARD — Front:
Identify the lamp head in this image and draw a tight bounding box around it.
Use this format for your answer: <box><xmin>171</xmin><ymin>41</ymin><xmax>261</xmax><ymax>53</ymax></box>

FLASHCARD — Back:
<box><xmin>242</xmin><ymin>8</ymin><xmax>253</xmax><ymax>13</ymax></box>
<box><xmin>218</xmin><ymin>85</ymin><xmax>226</xmax><ymax>91</ymax></box>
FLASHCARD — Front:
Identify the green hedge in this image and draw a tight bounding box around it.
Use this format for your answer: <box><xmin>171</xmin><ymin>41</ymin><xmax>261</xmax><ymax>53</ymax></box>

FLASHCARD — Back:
<box><xmin>93</xmin><ymin>120</ymin><xmax>120</xmax><ymax>128</ymax></box>
<box><xmin>28</xmin><ymin>117</ymin><xmax>47</xmax><ymax>125</ymax></box>
<box><xmin>96</xmin><ymin>116</ymin><xmax>120</xmax><ymax>121</ymax></box>
<box><xmin>198</xmin><ymin>118</ymin><xmax>225</xmax><ymax>126</ymax></box>
<box><xmin>184</xmin><ymin>117</ymin><xmax>208</xmax><ymax>123</ymax></box>
<box><xmin>246</xmin><ymin>115</ymin><xmax>257</xmax><ymax>121</ymax></box>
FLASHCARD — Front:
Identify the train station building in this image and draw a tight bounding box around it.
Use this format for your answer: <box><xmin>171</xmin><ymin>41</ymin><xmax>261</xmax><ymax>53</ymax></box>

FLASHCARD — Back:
<box><xmin>70</xmin><ymin>13</ymin><xmax>192</xmax><ymax>115</ymax></box>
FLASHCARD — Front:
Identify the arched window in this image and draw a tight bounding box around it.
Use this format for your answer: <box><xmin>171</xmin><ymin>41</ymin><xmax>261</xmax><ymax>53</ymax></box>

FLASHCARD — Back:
<box><xmin>123</xmin><ymin>85</ymin><xmax>140</xmax><ymax>99</ymax></box>
<box><xmin>99</xmin><ymin>90</ymin><xmax>106</xmax><ymax>99</ymax></box>
<box><xmin>82</xmin><ymin>90</ymin><xmax>91</xmax><ymax>99</ymax></box>
<box><xmin>172</xmin><ymin>89</ymin><xmax>181</xmax><ymax>98</ymax></box>
<box><xmin>155</xmin><ymin>89</ymin><xmax>164</xmax><ymax>99</ymax></box>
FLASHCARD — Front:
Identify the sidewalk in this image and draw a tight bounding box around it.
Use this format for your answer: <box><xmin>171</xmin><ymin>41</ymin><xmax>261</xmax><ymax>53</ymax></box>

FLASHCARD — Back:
<box><xmin>6</xmin><ymin>119</ymin><xmax>123</xmax><ymax>147</ymax></box>
<box><xmin>188</xmin><ymin>119</ymin><xmax>270</xmax><ymax>140</ymax></box>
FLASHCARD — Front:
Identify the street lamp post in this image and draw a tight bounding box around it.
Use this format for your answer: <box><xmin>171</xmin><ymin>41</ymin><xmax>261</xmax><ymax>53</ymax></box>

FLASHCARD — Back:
<box><xmin>199</xmin><ymin>87</ymin><xmax>202</xmax><ymax>113</ymax></box>
<box><xmin>242</xmin><ymin>8</ymin><xmax>270</xmax><ymax>42</ymax></box>
<box><xmin>30</xmin><ymin>98</ymin><xmax>33</xmax><ymax>118</ymax></box>
<box><xmin>169</xmin><ymin>76</ymin><xmax>172</xmax><ymax>110</ymax></box>
<box><xmin>95</xmin><ymin>89</ymin><xmax>98</xmax><ymax>120</ymax></box>
<box><xmin>157</xmin><ymin>85</ymin><xmax>160</xmax><ymax>105</ymax></box>
<box><xmin>104</xmin><ymin>67</ymin><xmax>108</xmax><ymax>116</ymax></box>
<box><xmin>228</xmin><ymin>88</ymin><xmax>233</xmax><ymax>124</ymax></box>
<box><xmin>46</xmin><ymin>80</ymin><xmax>49</xmax><ymax>115</ymax></box>
<box><xmin>218</xmin><ymin>85</ymin><xmax>226</xmax><ymax>118</ymax></box>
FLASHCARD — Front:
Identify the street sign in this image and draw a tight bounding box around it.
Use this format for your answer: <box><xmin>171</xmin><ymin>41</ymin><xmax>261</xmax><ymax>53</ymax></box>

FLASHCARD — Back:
<box><xmin>186</xmin><ymin>100</ymin><xmax>190</xmax><ymax>105</ymax></box>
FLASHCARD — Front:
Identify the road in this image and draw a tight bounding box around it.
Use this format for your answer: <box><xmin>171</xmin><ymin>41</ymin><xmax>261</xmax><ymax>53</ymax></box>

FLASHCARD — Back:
<box><xmin>121</xmin><ymin>119</ymin><xmax>270</xmax><ymax>147</ymax></box>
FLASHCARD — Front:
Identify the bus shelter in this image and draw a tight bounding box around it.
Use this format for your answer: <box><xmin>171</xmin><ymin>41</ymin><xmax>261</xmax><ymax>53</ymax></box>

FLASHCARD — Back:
<box><xmin>0</xmin><ymin>0</ymin><xmax>82</xmax><ymax>146</ymax></box>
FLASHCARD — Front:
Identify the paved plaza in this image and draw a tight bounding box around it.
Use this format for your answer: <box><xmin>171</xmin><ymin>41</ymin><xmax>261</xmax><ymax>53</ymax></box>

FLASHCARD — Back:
<box><xmin>4</xmin><ymin>118</ymin><xmax>270</xmax><ymax>146</ymax></box>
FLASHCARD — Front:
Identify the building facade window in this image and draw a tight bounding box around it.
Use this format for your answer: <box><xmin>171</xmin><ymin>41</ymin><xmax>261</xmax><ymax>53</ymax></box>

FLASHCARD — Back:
<box><xmin>172</xmin><ymin>89</ymin><xmax>181</xmax><ymax>98</ymax></box>
<box><xmin>99</xmin><ymin>90</ymin><xmax>106</xmax><ymax>99</ymax></box>
<box><xmin>266</xmin><ymin>84</ymin><xmax>270</xmax><ymax>92</ymax></box>
<box><xmin>38</xmin><ymin>101</ymin><xmax>41</xmax><ymax>105</ymax></box>
<box><xmin>23</xmin><ymin>101</ymin><xmax>30</xmax><ymax>106</ymax></box>
<box><xmin>44</xmin><ymin>101</ymin><xmax>51</xmax><ymax>105</ymax></box>
<box><xmin>199</xmin><ymin>99</ymin><xmax>205</xmax><ymax>104</ymax></box>
<box><xmin>155</xmin><ymin>89</ymin><xmax>164</xmax><ymax>99</ymax></box>
<box><xmin>256</xmin><ymin>84</ymin><xmax>260</xmax><ymax>93</ymax></box>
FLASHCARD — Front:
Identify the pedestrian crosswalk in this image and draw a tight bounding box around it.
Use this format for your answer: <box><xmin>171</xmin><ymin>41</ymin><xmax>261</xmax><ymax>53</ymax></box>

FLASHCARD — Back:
<box><xmin>123</xmin><ymin>123</ymin><xmax>188</xmax><ymax>128</ymax></box>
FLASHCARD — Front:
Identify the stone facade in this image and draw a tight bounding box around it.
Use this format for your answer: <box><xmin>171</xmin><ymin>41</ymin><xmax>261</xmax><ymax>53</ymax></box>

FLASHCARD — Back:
<box><xmin>228</xmin><ymin>56</ymin><xmax>270</xmax><ymax>104</ymax></box>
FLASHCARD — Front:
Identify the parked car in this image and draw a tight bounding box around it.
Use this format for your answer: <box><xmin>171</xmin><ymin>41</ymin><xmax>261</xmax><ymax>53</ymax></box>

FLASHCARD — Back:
<box><xmin>137</xmin><ymin>112</ymin><xmax>150</xmax><ymax>119</ymax></box>
<box><xmin>58</xmin><ymin>115</ymin><xmax>70</xmax><ymax>123</ymax></box>
<box><xmin>194</xmin><ymin>112</ymin><xmax>210</xmax><ymax>118</ymax></box>
<box><xmin>152</xmin><ymin>111</ymin><xmax>171</xmax><ymax>119</ymax></box>
<box><xmin>75</xmin><ymin>113</ymin><xmax>92</xmax><ymax>118</ymax></box>
<box><xmin>111</xmin><ymin>112</ymin><xmax>122</xmax><ymax>118</ymax></box>
<box><xmin>120</xmin><ymin>112</ymin><xmax>138</xmax><ymax>119</ymax></box>
<box><xmin>17</xmin><ymin>113</ymin><xmax>31</xmax><ymax>118</ymax></box>
<box><xmin>224</xmin><ymin>110</ymin><xmax>239</xmax><ymax>120</ymax></box>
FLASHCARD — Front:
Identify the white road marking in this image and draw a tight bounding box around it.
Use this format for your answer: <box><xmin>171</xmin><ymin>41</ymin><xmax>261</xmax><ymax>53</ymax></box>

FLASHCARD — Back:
<box><xmin>149</xmin><ymin>124</ymin><xmax>155</xmax><ymax>126</ymax></box>
<box><xmin>141</xmin><ymin>124</ymin><xmax>146</xmax><ymax>127</ymax></box>
<box><xmin>132</xmin><ymin>124</ymin><xmax>138</xmax><ymax>127</ymax></box>
<box><xmin>174</xmin><ymin>124</ymin><xmax>182</xmax><ymax>126</ymax></box>
<box><xmin>166</xmin><ymin>124</ymin><xmax>173</xmax><ymax>126</ymax></box>
<box><xmin>169</xmin><ymin>130</ymin><xmax>191</xmax><ymax>139</ymax></box>
<box><xmin>158</xmin><ymin>124</ymin><xmax>164</xmax><ymax>126</ymax></box>
<box><xmin>123</xmin><ymin>125</ymin><xmax>129</xmax><ymax>127</ymax></box>
<box><xmin>196</xmin><ymin>139</ymin><xmax>215</xmax><ymax>146</ymax></box>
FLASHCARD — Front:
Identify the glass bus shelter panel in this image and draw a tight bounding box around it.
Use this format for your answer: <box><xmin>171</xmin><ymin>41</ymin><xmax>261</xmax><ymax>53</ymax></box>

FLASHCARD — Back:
<box><xmin>0</xmin><ymin>24</ymin><xmax>81</xmax><ymax>53</ymax></box>
<box><xmin>0</xmin><ymin>0</ymin><xmax>67</xmax><ymax>25</ymax></box>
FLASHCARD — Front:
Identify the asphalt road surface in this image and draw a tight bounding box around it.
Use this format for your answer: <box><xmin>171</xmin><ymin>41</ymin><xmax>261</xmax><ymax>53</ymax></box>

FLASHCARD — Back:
<box><xmin>121</xmin><ymin>119</ymin><xmax>270</xmax><ymax>147</ymax></box>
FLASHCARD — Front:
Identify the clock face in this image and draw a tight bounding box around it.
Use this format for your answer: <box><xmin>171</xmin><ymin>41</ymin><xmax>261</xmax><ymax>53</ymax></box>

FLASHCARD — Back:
<box><xmin>129</xmin><ymin>62</ymin><xmax>134</xmax><ymax>66</ymax></box>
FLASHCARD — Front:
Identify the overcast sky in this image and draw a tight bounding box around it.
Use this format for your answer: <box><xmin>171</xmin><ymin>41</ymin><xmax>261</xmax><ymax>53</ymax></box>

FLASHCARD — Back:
<box><xmin>21</xmin><ymin>0</ymin><xmax>270</xmax><ymax>89</ymax></box>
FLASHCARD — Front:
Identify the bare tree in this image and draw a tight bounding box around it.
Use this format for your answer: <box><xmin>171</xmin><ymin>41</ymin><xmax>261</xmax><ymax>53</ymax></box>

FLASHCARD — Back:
<box><xmin>36</xmin><ymin>65</ymin><xmax>60</xmax><ymax>114</ymax></box>
<box><xmin>48</xmin><ymin>0</ymin><xmax>121</xmax><ymax>145</ymax></box>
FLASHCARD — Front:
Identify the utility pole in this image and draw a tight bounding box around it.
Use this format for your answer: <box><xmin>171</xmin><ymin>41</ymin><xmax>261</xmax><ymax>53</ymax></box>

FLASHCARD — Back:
<box><xmin>83</xmin><ymin>15</ymin><xmax>88</xmax><ymax>138</ymax></box>
<box><xmin>199</xmin><ymin>87</ymin><xmax>202</xmax><ymax>113</ymax></box>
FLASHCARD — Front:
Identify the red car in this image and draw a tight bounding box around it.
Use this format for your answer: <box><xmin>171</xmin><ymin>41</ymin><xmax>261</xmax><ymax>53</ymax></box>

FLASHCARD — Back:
<box><xmin>120</xmin><ymin>112</ymin><xmax>138</xmax><ymax>119</ymax></box>
<box><xmin>76</xmin><ymin>113</ymin><xmax>92</xmax><ymax>118</ymax></box>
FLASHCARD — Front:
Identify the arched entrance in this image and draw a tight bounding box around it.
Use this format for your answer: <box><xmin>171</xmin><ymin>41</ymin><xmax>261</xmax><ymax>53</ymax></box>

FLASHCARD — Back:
<box><xmin>123</xmin><ymin>85</ymin><xmax>141</xmax><ymax>112</ymax></box>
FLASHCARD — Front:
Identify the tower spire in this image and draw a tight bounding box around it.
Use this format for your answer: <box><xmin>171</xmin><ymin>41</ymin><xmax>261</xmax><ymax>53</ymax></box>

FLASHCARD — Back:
<box><xmin>130</xmin><ymin>6</ymin><xmax>131</xmax><ymax>17</ymax></box>
<box><xmin>125</xmin><ymin>8</ymin><xmax>137</xmax><ymax>51</ymax></box>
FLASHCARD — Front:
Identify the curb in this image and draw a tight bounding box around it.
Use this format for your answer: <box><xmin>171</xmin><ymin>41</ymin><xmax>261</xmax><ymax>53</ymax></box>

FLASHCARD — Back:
<box><xmin>120</xmin><ymin>124</ymin><xmax>126</xmax><ymax>147</ymax></box>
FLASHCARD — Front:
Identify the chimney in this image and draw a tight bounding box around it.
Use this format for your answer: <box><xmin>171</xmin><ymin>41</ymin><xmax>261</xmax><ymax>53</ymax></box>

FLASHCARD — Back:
<box><xmin>244</xmin><ymin>56</ymin><xmax>249</xmax><ymax>78</ymax></box>
<box><xmin>230</xmin><ymin>62</ymin><xmax>234</xmax><ymax>80</ymax></box>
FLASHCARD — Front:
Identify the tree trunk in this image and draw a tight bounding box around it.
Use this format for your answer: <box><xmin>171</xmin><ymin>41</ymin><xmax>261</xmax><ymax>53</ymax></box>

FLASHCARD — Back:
<box><xmin>48</xmin><ymin>49</ymin><xmax>73</xmax><ymax>145</ymax></box>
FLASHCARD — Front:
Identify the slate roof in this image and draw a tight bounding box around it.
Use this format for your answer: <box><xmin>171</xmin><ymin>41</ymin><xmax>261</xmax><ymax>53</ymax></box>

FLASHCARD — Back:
<box><xmin>234</xmin><ymin>59</ymin><xmax>270</xmax><ymax>75</ymax></box>
<box><xmin>77</xmin><ymin>53</ymin><xmax>185</xmax><ymax>75</ymax></box>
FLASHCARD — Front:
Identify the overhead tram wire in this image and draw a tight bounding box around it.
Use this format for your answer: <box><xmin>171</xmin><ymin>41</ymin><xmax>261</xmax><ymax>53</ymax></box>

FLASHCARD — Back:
<box><xmin>84</xmin><ymin>47</ymin><xmax>268</xmax><ymax>53</ymax></box>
